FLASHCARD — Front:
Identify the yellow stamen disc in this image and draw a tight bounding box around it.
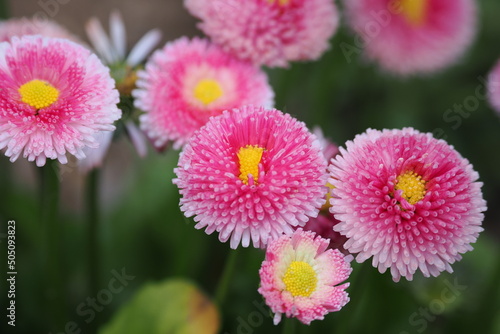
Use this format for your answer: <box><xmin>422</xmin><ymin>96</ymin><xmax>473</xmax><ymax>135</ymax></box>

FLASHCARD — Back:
<box><xmin>283</xmin><ymin>261</ymin><xmax>318</xmax><ymax>297</ymax></box>
<box><xmin>395</xmin><ymin>170</ymin><xmax>427</xmax><ymax>205</ymax></box>
<box><xmin>399</xmin><ymin>0</ymin><xmax>428</xmax><ymax>26</ymax></box>
<box><xmin>267</xmin><ymin>0</ymin><xmax>291</xmax><ymax>6</ymax></box>
<box><xmin>193</xmin><ymin>79</ymin><xmax>223</xmax><ymax>106</ymax></box>
<box><xmin>237</xmin><ymin>145</ymin><xmax>264</xmax><ymax>185</ymax></box>
<box><xmin>19</xmin><ymin>79</ymin><xmax>59</xmax><ymax>109</ymax></box>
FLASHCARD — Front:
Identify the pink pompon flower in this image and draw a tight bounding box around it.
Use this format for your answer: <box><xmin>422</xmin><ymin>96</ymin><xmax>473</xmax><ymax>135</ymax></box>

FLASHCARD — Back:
<box><xmin>184</xmin><ymin>0</ymin><xmax>339</xmax><ymax>68</ymax></box>
<box><xmin>173</xmin><ymin>106</ymin><xmax>327</xmax><ymax>249</ymax></box>
<box><xmin>329</xmin><ymin>128</ymin><xmax>486</xmax><ymax>282</ymax></box>
<box><xmin>0</xmin><ymin>36</ymin><xmax>120</xmax><ymax>166</ymax></box>
<box><xmin>258</xmin><ymin>229</ymin><xmax>351</xmax><ymax>325</ymax></box>
<box><xmin>134</xmin><ymin>37</ymin><xmax>273</xmax><ymax>150</ymax></box>
<box><xmin>343</xmin><ymin>0</ymin><xmax>477</xmax><ymax>75</ymax></box>
<box><xmin>488</xmin><ymin>59</ymin><xmax>500</xmax><ymax>113</ymax></box>
<box><xmin>0</xmin><ymin>17</ymin><xmax>81</xmax><ymax>43</ymax></box>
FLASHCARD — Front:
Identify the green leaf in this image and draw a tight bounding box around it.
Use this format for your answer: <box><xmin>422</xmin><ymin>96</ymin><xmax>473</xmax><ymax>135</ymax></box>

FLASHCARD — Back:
<box><xmin>100</xmin><ymin>279</ymin><xmax>220</xmax><ymax>334</ymax></box>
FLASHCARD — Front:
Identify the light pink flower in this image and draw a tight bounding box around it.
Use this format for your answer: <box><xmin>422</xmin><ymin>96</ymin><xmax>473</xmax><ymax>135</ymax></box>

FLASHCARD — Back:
<box><xmin>173</xmin><ymin>106</ymin><xmax>327</xmax><ymax>249</ymax></box>
<box><xmin>258</xmin><ymin>229</ymin><xmax>351</xmax><ymax>325</ymax></box>
<box><xmin>134</xmin><ymin>37</ymin><xmax>274</xmax><ymax>150</ymax></box>
<box><xmin>329</xmin><ymin>128</ymin><xmax>486</xmax><ymax>281</ymax></box>
<box><xmin>0</xmin><ymin>36</ymin><xmax>120</xmax><ymax>167</ymax></box>
<box><xmin>343</xmin><ymin>0</ymin><xmax>477</xmax><ymax>75</ymax></box>
<box><xmin>0</xmin><ymin>17</ymin><xmax>81</xmax><ymax>43</ymax></box>
<box><xmin>488</xmin><ymin>59</ymin><xmax>500</xmax><ymax>113</ymax></box>
<box><xmin>184</xmin><ymin>0</ymin><xmax>339</xmax><ymax>68</ymax></box>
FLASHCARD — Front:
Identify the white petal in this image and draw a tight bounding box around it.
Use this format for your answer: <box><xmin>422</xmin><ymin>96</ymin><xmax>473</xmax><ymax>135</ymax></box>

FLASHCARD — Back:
<box><xmin>125</xmin><ymin>121</ymin><xmax>148</xmax><ymax>157</ymax></box>
<box><xmin>126</xmin><ymin>29</ymin><xmax>162</xmax><ymax>67</ymax></box>
<box><xmin>79</xmin><ymin>131</ymin><xmax>114</xmax><ymax>173</ymax></box>
<box><xmin>110</xmin><ymin>10</ymin><xmax>127</xmax><ymax>59</ymax></box>
<box><xmin>85</xmin><ymin>17</ymin><xmax>117</xmax><ymax>64</ymax></box>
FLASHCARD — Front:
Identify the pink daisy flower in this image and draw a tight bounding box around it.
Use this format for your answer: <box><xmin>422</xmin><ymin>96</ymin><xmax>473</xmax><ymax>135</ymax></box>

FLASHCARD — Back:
<box><xmin>488</xmin><ymin>59</ymin><xmax>500</xmax><ymax>113</ymax></box>
<box><xmin>0</xmin><ymin>36</ymin><xmax>120</xmax><ymax>166</ymax></box>
<box><xmin>343</xmin><ymin>0</ymin><xmax>477</xmax><ymax>75</ymax></box>
<box><xmin>0</xmin><ymin>17</ymin><xmax>81</xmax><ymax>43</ymax></box>
<box><xmin>134</xmin><ymin>37</ymin><xmax>274</xmax><ymax>150</ymax></box>
<box><xmin>173</xmin><ymin>106</ymin><xmax>327</xmax><ymax>249</ymax></box>
<box><xmin>184</xmin><ymin>0</ymin><xmax>339</xmax><ymax>67</ymax></box>
<box><xmin>258</xmin><ymin>229</ymin><xmax>351</xmax><ymax>325</ymax></box>
<box><xmin>329</xmin><ymin>128</ymin><xmax>486</xmax><ymax>282</ymax></box>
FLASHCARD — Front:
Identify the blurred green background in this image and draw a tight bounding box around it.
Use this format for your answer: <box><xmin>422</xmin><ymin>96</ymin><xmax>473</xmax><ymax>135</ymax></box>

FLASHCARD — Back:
<box><xmin>1</xmin><ymin>0</ymin><xmax>500</xmax><ymax>333</ymax></box>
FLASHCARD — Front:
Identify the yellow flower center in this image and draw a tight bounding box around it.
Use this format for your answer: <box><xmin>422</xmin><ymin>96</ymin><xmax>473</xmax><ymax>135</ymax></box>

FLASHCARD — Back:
<box><xmin>267</xmin><ymin>0</ymin><xmax>290</xmax><ymax>6</ymax></box>
<box><xmin>395</xmin><ymin>170</ymin><xmax>427</xmax><ymax>205</ymax></box>
<box><xmin>193</xmin><ymin>79</ymin><xmax>223</xmax><ymax>106</ymax></box>
<box><xmin>19</xmin><ymin>79</ymin><xmax>59</xmax><ymax>109</ymax></box>
<box><xmin>237</xmin><ymin>145</ymin><xmax>264</xmax><ymax>185</ymax></box>
<box><xmin>283</xmin><ymin>261</ymin><xmax>318</xmax><ymax>297</ymax></box>
<box><xmin>398</xmin><ymin>0</ymin><xmax>428</xmax><ymax>26</ymax></box>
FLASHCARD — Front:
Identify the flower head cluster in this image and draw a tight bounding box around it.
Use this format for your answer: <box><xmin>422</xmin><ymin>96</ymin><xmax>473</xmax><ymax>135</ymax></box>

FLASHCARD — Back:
<box><xmin>174</xmin><ymin>106</ymin><xmax>327</xmax><ymax>248</ymax></box>
<box><xmin>0</xmin><ymin>36</ymin><xmax>120</xmax><ymax>166</ymax></box>
<box><xmin>329</xmin><ymin>128</ymin><xmax>486</xmax><ymax>281</ymax></box>
<box><xmin>135</xmin><ymin>37</ymin><xmax>273</xmax><ymax>150</ymax></box>
<box><xmin>258</xmin><ymin>229</ymin><xmax>351</xmax><ymax>325</ymax></box>
<box><xmin>184</xmin><ymin>0</ymin><xmax>339</xmax><ymax>67</ymax></box>
<box><xmin>343</xmin><ymin>0</ymin><xmax>477</xmax><ymax>75</ymax></box>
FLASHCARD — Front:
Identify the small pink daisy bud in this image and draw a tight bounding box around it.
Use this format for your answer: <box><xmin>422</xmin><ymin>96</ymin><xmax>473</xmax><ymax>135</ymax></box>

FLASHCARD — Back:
<box><xmin>301</xmin><ymin>213</ymin><xmax>349</xmax><ymax>255</ymax></box>
<box><xmin>134</xmin><ymin>37</ymin><xmax>274</xmax><ymax>150</ymax></box>
<box><xmin>488</xmin><ymin>59</ymin><xmax>500</xmax><ymax>113</ymax></box>
<box><xmin>343</xmin><ymin>0</ymin><xmax>477</xmax><ymax>75</ymax></box>
<box><xmin>329</xmin><ymin>128</ymin><xmax>486</xmax><ymax>282</ymax></box>
<box><xmin>0</xmin><ymin>36</ymin><xmax>120</xmax><ymax>167</ymax></box>
<box><xmin>173</xmin><ymin>106</ymin><xmax>327</xmax><ymax>249</ymax></box>
<box><xmin>258</xmin><ymin>229</ymin><xmax>352</xmax><ymax>325</ymax></box>
<box><xmin>184</xmin><ymin>0</ymin><xmax>339</xmax><ymax>68</ymax></box>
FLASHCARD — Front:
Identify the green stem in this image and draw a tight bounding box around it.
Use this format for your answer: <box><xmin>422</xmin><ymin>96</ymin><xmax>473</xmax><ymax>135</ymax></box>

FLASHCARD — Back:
<box><xmin>282</xmin><ymin>316</ymin><xmax>296</xmax><ymax>334</ymax></box>
<box><xmin>87</xmin><ymin>170</ymin><xmax>100</xmax><ymax>299</ymax></box>
<box><xmin>214</xmin><ymin>248</ymin><xmax>239</xmax><ymax>307</ymax></box>
<box><xmin>41</xmin><ymin>160</ymin><xmax>66</xmax><ymax>330</ymax></box>
<box><xmin>86</xmin><ymin>169</ymin><xmax>100</xmax><ymax>331</ymax></box>
<box><xmin>475</xmin><ymin>256</ymin><xmax>500</xmax><ymax>333</ymax></box>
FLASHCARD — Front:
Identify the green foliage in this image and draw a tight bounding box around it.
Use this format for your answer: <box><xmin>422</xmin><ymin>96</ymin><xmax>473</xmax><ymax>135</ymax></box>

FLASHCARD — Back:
<box><xmin>99</xmin><ymin>279</ymin><xmax>220</xmax><ymax>334</ymax></box>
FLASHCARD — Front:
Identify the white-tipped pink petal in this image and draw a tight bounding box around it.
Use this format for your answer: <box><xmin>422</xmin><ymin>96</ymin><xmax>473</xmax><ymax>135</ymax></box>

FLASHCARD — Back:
<box><xmin>125</xmin><ymin>121</ymin><xmax>148</xmax><ymax>157</ymax></box>
<box><xmin>126</xmin><ymin>29</ymin><xmax>162</xmax><ymax>67</ymax></box>
<box><xmin>110</xmin><ymin>10</ymin><xmax>127</xmax><ymax>59</ymax></box>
